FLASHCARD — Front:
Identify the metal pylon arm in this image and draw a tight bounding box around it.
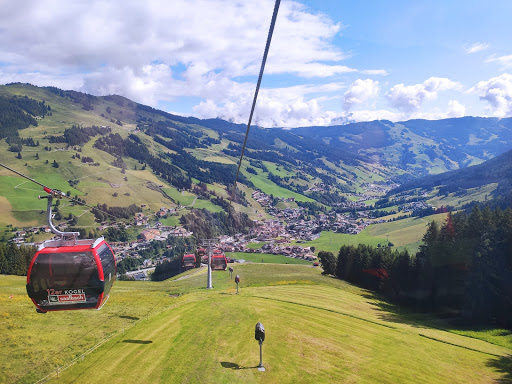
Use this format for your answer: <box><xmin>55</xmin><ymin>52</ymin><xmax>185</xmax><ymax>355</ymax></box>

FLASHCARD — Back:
<box><xmin>41</xmin><ymin>195</ymin><xmax>80</xmax><ymax>240</ymax></box>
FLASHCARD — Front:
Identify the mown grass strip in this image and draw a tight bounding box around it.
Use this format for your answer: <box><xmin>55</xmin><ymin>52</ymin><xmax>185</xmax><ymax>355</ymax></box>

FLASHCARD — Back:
<box><xmin>418</xmin><ymin>334</ymin><xmax>503</xmax><ymax>357</ymax></box>
<box><xmin>249</xmin><ymin>295</ymin><xmax>397</xmax><ymax>330</ymax></box>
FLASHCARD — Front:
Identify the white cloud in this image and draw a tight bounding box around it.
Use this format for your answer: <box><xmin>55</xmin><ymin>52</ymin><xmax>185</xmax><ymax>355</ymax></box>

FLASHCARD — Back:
<box><xmin>0</xmin><ymin>0</ymin><xmax>384</xmax><ymax>84</ymax></box>
<box><xmin>193</xmin><ymin>82</ymin><xmax>344</xmax><ymax>128</ymax></box>
<box><xmin>471</xmin><ymin>73</ymin><xmax>512</xmax><ymax>117</ymax></box>
<box><xmin>342</xmin><ymin>79</ymin><xmax>379</xmax><ymax>111</ymax></box>
<box><xmin>446</xmin><ymin>100</ymin><xmax>466</xmax><ymax>118</ymax></box>
<box><xmin>361</xmin><ymin>69</ymin><xmax>389</xmax><ymax>76</ymax></box>
<box><xmin>385</xmin><ymin>77</ymin><xmax>461</xmax><ymax>112</ymax></box>
<box><xmin>465</xmin><ymin>42</ymin><xmax>489</xmax><ymax>54</ymax></box>
<box><xmin>336</xmin><ymin>100</ymin><xmax>466</xmax><ymax>124</ymax></box>
<box><xmin>486</xmin><ymin>54</ymin><xmax>512</xmax><ymax>69</ymax></box>
<box><xmin>0</xmin><ymin>0</ymin><xmax>389</xmax><ymax>127</ymax></box>
<box><xmin>339</xmin><ymin>109</ymin><xmax>401</xmax><ymax>123</ymax></box>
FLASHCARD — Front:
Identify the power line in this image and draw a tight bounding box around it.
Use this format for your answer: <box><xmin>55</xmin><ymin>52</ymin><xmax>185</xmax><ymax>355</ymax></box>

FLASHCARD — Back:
<box><xmin>232</xmin><ymin>0</ymin><xmax>281</xmax><ymax>202</ymax></box>
<box><xmin>0</xmin><ymin>161</ymin><xmax>121</xmax><ymax>221</ymax></box>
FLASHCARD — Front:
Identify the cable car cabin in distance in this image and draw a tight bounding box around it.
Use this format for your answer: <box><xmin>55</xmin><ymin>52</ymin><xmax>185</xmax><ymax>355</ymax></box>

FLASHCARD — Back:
<box><xmin>182</xmin><ymin>253</ymin><xmax>196</xmax><ymax>270</ymax></box>
<box><xmin>211</xmin><ymin>251</ymin><xmax>227</xmax><ymax>271</ymax></box>
<box><xmin>26</xmin><ymin>238</ymin><xmax>116</xmax><ymax>313</ymax></box>
<box><xmin>197</xmin><ymin>248</ymin><xmax>208</xmax><ymax>264</ymax></box>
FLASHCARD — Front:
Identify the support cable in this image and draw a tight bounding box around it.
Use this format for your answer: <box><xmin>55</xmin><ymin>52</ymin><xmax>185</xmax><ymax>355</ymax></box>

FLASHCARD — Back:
<box><xmin>231</xmin><ymin>0</ymin><xmax>280</xmax><ymax>204</ymax></box>
<box><xmin>0</xmin><ymin>161</ymin><xmax>120</xmax><ymax>220</ymax></box>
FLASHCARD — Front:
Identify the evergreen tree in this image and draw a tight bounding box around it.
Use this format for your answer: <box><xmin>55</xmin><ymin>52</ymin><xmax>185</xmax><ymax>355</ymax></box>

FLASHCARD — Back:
<box><xmin>317</xmin><ymin>251</ymin><xmax>336</xmax><ymax>275</ymax></box>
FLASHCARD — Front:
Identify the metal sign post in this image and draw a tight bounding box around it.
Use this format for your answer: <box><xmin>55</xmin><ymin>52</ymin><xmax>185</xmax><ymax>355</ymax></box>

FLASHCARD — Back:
<box><xmin>235</xmin><ymin>274</ymin><xmax>240</xmax><ymax>294</ymax></box>
<box><xmin>255</xmin><ymin>322</ymin><xmax>265</xmax><ymax>371</ymax></box>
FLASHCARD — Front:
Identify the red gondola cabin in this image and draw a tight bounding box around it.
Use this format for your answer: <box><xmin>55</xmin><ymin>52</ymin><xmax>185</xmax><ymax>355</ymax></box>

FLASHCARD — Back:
<box><xmin>26</xmin><ymin>238</ymin><xmax>116</xmax><ymax>313</ymax></box>
<box><xmin>182</xmin><ymin>253</ymin><xmax>196</xmax><ymax>270</ymax></box>
<box><xmin>211</xmin><ymin>251</ymin><xmax>227</xmax><ymax>271</ymax></box>
<box><xmin>197</xmin><ymin>248</ymin><xmax>208</xmax><ymax>264</ymax></box>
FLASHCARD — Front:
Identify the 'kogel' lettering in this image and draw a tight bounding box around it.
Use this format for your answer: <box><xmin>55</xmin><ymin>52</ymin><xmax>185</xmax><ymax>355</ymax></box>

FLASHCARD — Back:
<box><xmin>64</xmin><ymin>289</ymin><xmax>85</xmax><ymax>295</ymax></box>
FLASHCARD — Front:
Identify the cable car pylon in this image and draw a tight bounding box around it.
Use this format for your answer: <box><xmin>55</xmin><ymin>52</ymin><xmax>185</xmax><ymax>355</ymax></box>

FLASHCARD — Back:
<box><xmin>201</xmin><ymin>239</ymin><xmax>218</xmax><ymax>289</ymax></box>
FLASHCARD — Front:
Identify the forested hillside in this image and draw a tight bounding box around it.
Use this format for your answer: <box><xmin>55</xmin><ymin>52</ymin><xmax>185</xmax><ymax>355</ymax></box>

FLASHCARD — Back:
<box><xmin>295</xmin><ymin>117</ymin><xmax>512</xmax><ymax>177</ymax></box>
<box><xmin>1</xmin><ymin>82</ymin><xmax>511</xmax><ymax>254</ymax></box>
<box><xmin>388</xmin><ymin>148</ymin><xmax>512</xmax><ymax>200</ymax></box>
<box><xmin>319</xmin><ymin>206</ymin><xmax>512</xmax><ymax>328</ymax></box>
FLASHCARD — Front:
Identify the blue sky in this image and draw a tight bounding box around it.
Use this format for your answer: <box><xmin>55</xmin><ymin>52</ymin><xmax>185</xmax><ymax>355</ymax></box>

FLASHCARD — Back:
<box><xmin>1</xmin><ymin>0</ymin><xmax>511</xmax><ymax>127</ymax></box>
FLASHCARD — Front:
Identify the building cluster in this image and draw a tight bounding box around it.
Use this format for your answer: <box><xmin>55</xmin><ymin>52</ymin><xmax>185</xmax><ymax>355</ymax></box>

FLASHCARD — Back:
<box><xmin>251</xmin><ymin>190</ymin><xmax>272</xmax><ymax>207</ymax></box>
<box><xmin>155</xmin><ymin>206</ymin><xmax>177</xmax><ymax>218</ymax></box>
<box><xmin>398</xmin><ymin>201</ymin><xmax>429</xmax><ymax>213</ymax></box>
<box><xmin>306</xmin><ymin>182</ymin><xmax>326</xmax><ymax>193</ymax></box>
<box><xmin>9</xmin><ymin>182</ymin><xmax>436</xmax><ymax>273</ymax></box>
<box><xmin>134</xmin><ymin>212</ymin><xmax>149</xmax><ymax>226</ymax></box>
<box><xmin>216</xmin><ymin>233</ymin><xmax>317</xmax><ymax>261</ymax></box>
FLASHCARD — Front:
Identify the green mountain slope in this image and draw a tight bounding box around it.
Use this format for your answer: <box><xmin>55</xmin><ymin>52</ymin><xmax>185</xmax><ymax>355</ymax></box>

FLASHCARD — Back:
<box><xmin>2</xmin><ymin>265</ymin><xmax>511</xmax><ymax>383</ymax></box>
<box><xmin>0</xmin><ymin>83</ymin><xmax>383</xmax><ymax>229</ymax></box>
<box><xmin>294</xmin><ymin>117</ymin><xmax>512</xmax><ymax>178</ymax></box>
<box><xmin>389</xmin><ymin>148</ymin><xmax>512</xmax><ymax>201</ymax></box>
<box><xmin>1</xmin><ymin>82</ymin><xmax>511</xmax><ymax>231</ymax></box>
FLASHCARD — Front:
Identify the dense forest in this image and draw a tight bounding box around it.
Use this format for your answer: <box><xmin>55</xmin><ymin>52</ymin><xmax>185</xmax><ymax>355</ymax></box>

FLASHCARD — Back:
<box><xmin>390</xmin><ymin>148</ymin><xmax>512</xmax><ymax>199</ymax></box>
<box><xmin>0</xmin><ymin>243</ymin><xmax>37</xmax><ymax>276</ymax></box>
<box><xmin>93</xmin><ymin>203</ymin><xmax>142</xmax><ymax>221</ymax></box>
<box><xmin>179</xmin><ymin>208</ymin><xmax>254</xmax><ymax>239</ymax></box>
<box><xmin>319</xmin><ymin>205</ymin><xmax>512</xmax><ymax>328</ymax></box>
<box><xmin>0</xmin><ymin>95</ymin><xmax>49</xmax><ymax>140</ymax></box>
<box><xmin>48</xmin><ymin>125</ymin><xmax>111</xmax><ymax>146</ymax></box>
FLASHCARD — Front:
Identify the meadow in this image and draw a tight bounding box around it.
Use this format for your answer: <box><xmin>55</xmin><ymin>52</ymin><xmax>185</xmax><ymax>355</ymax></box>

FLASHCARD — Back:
<box><xmin>1</xmin><ymin>263</ymin><xmax>511</xmax><ymax>383</ymax></box>
<box><xmin>225</xmin><ymin>252</ymin><xmax>313</xmax><ymax>265</ymax></box>
<box><xmin>298</xmin><ymin>230</ymin><xmax>387</xmax><ymax>255</ymax></box>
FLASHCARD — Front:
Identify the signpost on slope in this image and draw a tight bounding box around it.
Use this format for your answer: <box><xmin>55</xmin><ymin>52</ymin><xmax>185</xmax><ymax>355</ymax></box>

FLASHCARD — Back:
<box><xmin>255</xmin><ymin>322</ymin><xmax>266</xmax><ymax>371</ymax></box>
<box><xmin>235</xmin><ymin>274</ymin><xmax>240</xmax><ymax>294</ymax></box>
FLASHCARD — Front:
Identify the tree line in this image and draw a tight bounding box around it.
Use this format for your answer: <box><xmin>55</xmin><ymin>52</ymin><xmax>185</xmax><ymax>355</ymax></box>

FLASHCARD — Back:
<box><xmin>0</xmin><ymin>95</ymin><xmax>47</xmax><ymax>139</ymax></box>
<box><xmin>94</xmin><ymin>133</ymin><xmax>192</xmax><ymax>190</ymax></box>
<box><xmin>318</xmin><ymin>205</ymin><xmax>512</xmax><ymax>329</ymax></box>
<box><xmin>180</xmin><ymin>207</ymin><xmax>253</xmax><ymax>240</ymax></box>
<box><xmin>48</xmin><ymin>125</ymin><xmax>111</xmax><ymax>146</ymax></box>
<box><xmin>93</xmin><ymin>203</ymin><xmax>142</xmax><ymax>222</ymax></box>
<box><xmin>0</xmin><ymin>243</ymin><xmax>37</xmax><ymax>276</ymax></box>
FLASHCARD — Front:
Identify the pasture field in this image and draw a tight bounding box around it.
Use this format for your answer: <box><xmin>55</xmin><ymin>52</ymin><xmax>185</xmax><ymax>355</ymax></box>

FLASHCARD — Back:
<box><xmin>162</xmin><ymin>188</ymin><xmax>196</xmax><ymax>206</ymax></box>
<box><xmin>299</xmin><ymin>213</ymin><xmax>448</xmax><ymax>256</ymax></box>
<box><xmin>202</xmin><ymin>155</ymin><xmax>235</xmax><ymax>164</ymax></box>
<box><xmin>241</xmin><ymin>169</ymin><xmax>315</xmax><ymax>203</ymax></box>
<box><xmin>158</xmin><ymin>216</ymin><xmax>182</xmax><ymax>227</ymax></box>
<box><xmin>299</xmin><ymin>230</ymin><xmax>387</xmax><ymax>255</ymax></box>
<box><xmin>245</xmin><ymin>242</ymin><xmax>266</xmax><ymax>249</ymax></box>
<box><xmin>427</xmin><ymin>183</ymin><xmax>498</xmax><ymax>209</ymax></box>
<box><xmin>192</xmin><ymin>198</ymin><xmax>225</xmax><ymax>212</ymax></box>
<box><xmin>366</xmin><ymin>213</ymin><xmax>448</xmax><ymax>254</ymax></box>
<box><xmin>225</xmin><ymin>252</ymin><xmax>312</xmax><ymax>265</ymax></box>
<box><xmin>2</xmin><ymin>264</ymin><xmax>511</xmax><ymax>383</ymax></box>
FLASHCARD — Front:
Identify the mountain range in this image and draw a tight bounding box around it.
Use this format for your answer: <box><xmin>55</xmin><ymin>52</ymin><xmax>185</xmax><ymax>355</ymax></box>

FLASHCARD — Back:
<box><xmin>0</xmin><ymin>82</ymin><xmax>511</xmax><ymax>227</ymax></box>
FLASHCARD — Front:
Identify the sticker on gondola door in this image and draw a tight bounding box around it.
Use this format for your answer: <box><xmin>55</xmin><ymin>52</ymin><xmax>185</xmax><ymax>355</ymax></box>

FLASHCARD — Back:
<box><xmin>48</xmin><ymin>289</ymin><xmax>86</xmax><ymax>304</ymax></box>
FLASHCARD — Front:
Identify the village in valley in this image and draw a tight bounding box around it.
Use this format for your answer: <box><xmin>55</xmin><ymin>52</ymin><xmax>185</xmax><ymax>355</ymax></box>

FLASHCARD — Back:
<box><xmin>7</xmin><ymin>181</ymin><xmax>433</xmax><ymax>280</ymax></box>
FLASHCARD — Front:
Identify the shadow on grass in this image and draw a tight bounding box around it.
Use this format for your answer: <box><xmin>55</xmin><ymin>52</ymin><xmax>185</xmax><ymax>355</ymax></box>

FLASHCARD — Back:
<box><xmin>363</xmin><ymin>291</ymin><xmax>512</xmax><ymax>334</ymax></box>
<box><xmin>360</xmin><ymin>292</ymin><xmax>463</xmax><ymax>329</ymax></box>
<box><xmin>123</xmin><ymin>340</ymin><xmax>153</xmax><ymax>344</ymax></box>
<box><xmin>220</xmin><ymin>362</ymin><xmax>259</xmax><ymax>370</ymax></box>
<box><xmin>119</xmin><ymin>315</ymin><xmax>140</xmax><ymax>321</ymax></box>
<box><xmin>486</xmin><ymin>355</ymin><xmax>512</xmax><ymax>383</ymax></box>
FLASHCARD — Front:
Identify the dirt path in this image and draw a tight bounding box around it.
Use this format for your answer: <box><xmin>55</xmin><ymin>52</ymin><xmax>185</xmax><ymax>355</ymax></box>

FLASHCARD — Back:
<box><xmin>173</xmin><ymin>267</ymin><xmax>206</xmax><ymax>281</ymax></box>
